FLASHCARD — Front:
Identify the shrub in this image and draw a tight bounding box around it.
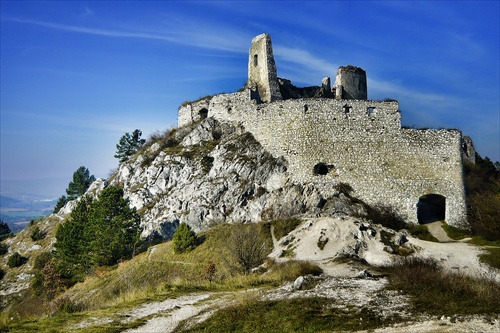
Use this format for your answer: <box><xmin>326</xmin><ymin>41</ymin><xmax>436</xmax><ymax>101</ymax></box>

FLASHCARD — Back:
<box><xmin>30</xmin><ymin>226</ymin><xmax>47</xmax><ymax>241</ymax></box>
<box><xmin>53</xmin><ymin>297</ymin><xmax>83</xmax><ymax>314</ymax></box>
<box><xmin>464</xmin><ymin>155</ymin><xmax>500</xmax><ymax>241</ymax></box>
<box><xmin>0</xmin><ymin>243</ymin><xmax>8</xmax><ymax>256</ymax></box>
<box><xmin>8</xmin><ymin>252</ymin><xmax>27</xmax><ymax>268</ymax></box>
<box><xmin>34</xmin><ymin>251</ymin><xmax>54</xmax><ymax>270</ymax></box>
<box><xmin>386</xmin><ymin>256</ymin><xmax>500</xmax><ymax>315</ymax></box>
<box><xmin>172</xmin><ymin>223</ymin><xmax>197</xmax><ymax>254</ymax></box>
<box><xmin>0</xmin><ymin>220</ymin><xmax>11</xmax><ymax>240</ymax></box>
<box><xmin>203</xmin><ymin>261</ymin><xmax>217</xmax><ymax>283</ymax></box>
<box><xmin>227</xmin><ymin>223</ymin><xmax>268</xmax><ymax>273</ymax></box>
<box><xmin>266</xmin><ymin>260</ymin><xmax>323</xmax><ymax>283</ymax></box>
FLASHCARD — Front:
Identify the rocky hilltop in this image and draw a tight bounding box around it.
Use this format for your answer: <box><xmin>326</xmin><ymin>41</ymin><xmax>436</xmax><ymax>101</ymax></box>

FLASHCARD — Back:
<box><xmin>61</xmin><ymin>117</ymin><xmax>367</xmax><ymax>239</ymax></box>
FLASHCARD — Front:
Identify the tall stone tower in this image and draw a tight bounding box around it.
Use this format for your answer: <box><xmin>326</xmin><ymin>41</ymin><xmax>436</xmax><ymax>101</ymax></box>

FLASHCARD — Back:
<box><xmin>248</xmin><ymin>33</ymin><xmax>282</xmax><ymax>103</ymax></box>
<box><xmin>334</xmin><ymin>65</ymin><xmax>368</xmax><ymax>100</ymax></box>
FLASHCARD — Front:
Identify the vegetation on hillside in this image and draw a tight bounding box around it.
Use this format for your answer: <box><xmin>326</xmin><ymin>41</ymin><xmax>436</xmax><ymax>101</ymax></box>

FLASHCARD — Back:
<box><xmin>0</xmin><ymin>220</ymin><xmax>12</xmax><ymax>240</ymax></box>
<box><xmin>114</xmin><ymin>129</ymin><xmax>146</xmax><ymax>163</ymax></box>
<box><xmin>53</xmin><ymin>166</ymin><xmax>96</xmax><ymax>213</ymax></box>
<box><xmin>464</xmin><ymin>153</ymin><xmax>500</xmax><ymax>241</ymax></box>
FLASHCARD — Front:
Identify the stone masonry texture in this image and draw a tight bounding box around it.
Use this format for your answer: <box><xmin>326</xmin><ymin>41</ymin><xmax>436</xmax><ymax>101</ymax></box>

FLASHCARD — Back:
<box><xmin>178</xmin><ymin>34</ymin><xmax>468</xmax><ymax>228</ymax></box>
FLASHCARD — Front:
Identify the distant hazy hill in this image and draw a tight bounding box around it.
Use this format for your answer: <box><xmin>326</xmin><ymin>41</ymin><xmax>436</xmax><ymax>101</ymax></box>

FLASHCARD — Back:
<box><xmin>0</xmin><ymin>195</ymin><xmax>56</xmax><ymax>233</ymax></box>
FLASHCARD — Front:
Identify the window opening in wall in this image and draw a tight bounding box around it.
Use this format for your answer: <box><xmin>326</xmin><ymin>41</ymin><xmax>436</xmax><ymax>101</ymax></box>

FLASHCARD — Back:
<box><xmin>313</xmin><ymin>162</ymin><xmax>337</xmax><ymax>176</ymax></box>
<box><xmin>343</xmin><ymin>104</ymin><xmax>351</xmax><ymax>118</ymax></box>
<box><xmin>254</xmin><ymin>54</ymin><xmax>258</xmax><ymax>67</ymax></box>
<box><xmin>199</xmin><ymin>108</ymin><xmax>208</xmax><ymax>120</ymax></box>
<box><xmin>417</xmin><ymin>194</ymin><xmax>446</xmax><ymax>224</ymax></box>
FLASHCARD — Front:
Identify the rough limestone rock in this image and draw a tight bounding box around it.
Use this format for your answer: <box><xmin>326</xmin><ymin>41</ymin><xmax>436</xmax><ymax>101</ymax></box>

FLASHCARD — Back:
<box><xmin>52</xmin><ymin>118</ymin><xmax>364</xmax><ymax>239</ymax></box>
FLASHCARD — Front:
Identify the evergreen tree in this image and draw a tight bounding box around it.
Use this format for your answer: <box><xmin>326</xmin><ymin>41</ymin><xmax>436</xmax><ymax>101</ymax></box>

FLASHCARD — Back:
<box><xmin>0</xmin><ymin>220</ymin><xmax>11</xmax><ymax>240</ymax></box>
<box><xmin>172</xmin><ymin>223</ymin><xmax>197</xmax><ymax>254</ymax></box>
<box><xmin>53</xmin><ymin>167</ymin><xmax>95</xmax><ymax>213</ymax></box>
<box><xmin>55</xmin><ymin>195</ymin><xmax>93</xmax><ymax>269</ymax></box>
<box><xmin>55</xmin><ymin>186</ymin><xmax>140</xmax><ymax>269</ymax></box>
<box><xmin>53</xmin><ymin>195</ymin><xmax>68</xmax><ymax>214</ymax></box>
<box><xmin>67</xmin><ymin>166</ymin><xmax>96</xmax><ymax>200</ymax></box>
<box><xmin>115</xmin><ymin>129</ymin><xmax>146</xmax><ymax>163</ymax></box>
<box><xmin>88</xmin><ymin>186</ymin><xmax>140</xmax><ymax>266</ymax></box>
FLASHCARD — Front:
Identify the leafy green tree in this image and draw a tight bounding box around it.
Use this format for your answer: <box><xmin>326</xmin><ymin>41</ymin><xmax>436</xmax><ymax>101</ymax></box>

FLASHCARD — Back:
<box><xmin>172</xmin><ymin>223</ymin><xmax>197</xmax><ymax>254</ymax></box>
<box><xmin>0</xmin><ymin>220</ymin><xmax>11</xmax><ymax>240</ymax></box>
<box><xmin>115</xmin><ymin>129</ymin><xmax>146</xmax><ymax>163</ymax></box>
<box><xmin>53</xmin><ymin>166</ymin><xmax>95</xmax><ymax>213</ymax></box>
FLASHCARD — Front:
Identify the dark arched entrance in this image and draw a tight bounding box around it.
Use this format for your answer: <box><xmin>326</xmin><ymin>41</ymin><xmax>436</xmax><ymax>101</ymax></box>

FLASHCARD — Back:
<box><xmin>199</xmin><ymin>108</ymin><xmax>208</xmax><ymax>120</ymax></box>
<box><xmin>417</xmin><ymin>194</ymin><xmax>446</xmax><ymax>224</ymax></box>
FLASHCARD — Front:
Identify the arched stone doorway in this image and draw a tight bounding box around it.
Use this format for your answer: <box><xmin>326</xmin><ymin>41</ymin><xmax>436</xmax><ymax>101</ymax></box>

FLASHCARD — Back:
<box><xmin>417</xmin><ymin>194</ymin><xmax>446</xmax><ymax>224</ymax></box>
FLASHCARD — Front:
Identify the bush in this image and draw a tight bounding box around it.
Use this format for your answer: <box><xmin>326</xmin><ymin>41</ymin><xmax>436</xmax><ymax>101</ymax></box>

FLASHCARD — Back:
<box><xmin>8</xmin><ymin>252</ymin><xmax>27</xmax><ymax>268</ymax></box>
<box><xmin>201</xmin><ymin>155</ymin><xmax>214</xmax><ymax>173</ymax></box>
<box><xmin>0</xmin><ymin>243</ymin><xmax>8</xmax><ymax>256</ymax></box>
<box><xmin>227</xmin><ymin>223</ymin><xmax>268</xmax><ymax>273</ymax></box>
<box><xmin>53</xmin><ymin>297</ymin><xmax>83</xmax><ymax>314</ymax></box>
<box><xmin>268</xmin><ymin>218</ymin><xmax>302</xmax><ymax>240</ymax></box>
<box><xmin>0</xmin><ymin>220</ymin><xmax>11</xmax><ymax>240</ymax></box>
<box><xmin>172</xmin><ymin>223</ymin><xmax>197</xmax><ymax>254</ymax></box>
<box><xmin>386</xmin><ymin>256</ymin><xmax>500</xmax><ymax>315</ymax></box>
<box><xmin>34</xmin><ymin>251</ymin><xmax>54</xmax><ymax>270</ymax></box>
<box><xmin>464</xmin><ymin>155</ymin><xmax>500</xmax><ymax>241</ymax></box>
<box><xmin>266</xmin><ymin>260</ymin><xmax>323</xmax><ymax>283</ymax></box>
<box><xmin>30</xmin><ymin>226</ymin><xmax>47</xmax><ymax>241</ymax></box>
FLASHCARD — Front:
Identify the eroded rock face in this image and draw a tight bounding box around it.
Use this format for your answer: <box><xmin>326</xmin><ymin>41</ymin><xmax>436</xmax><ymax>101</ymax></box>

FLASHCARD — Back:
<box><xmin>96</xmin><ymin>118</ymin><xmax>366</xmax><ymax>239</ymax></box>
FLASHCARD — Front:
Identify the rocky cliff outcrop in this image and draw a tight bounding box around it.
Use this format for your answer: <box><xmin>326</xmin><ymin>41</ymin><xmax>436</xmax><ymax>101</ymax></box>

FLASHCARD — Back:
<box><xmin>100</xmin><ymin>118</ymin><xmax>366</xmax><ymax>239</ymax></box>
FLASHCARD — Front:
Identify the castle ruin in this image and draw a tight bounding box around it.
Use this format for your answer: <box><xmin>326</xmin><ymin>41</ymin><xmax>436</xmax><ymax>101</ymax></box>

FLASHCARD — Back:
<box><xmin>178</xmin><ymin>33</ymin><xmax>469</xmax><ymax>228</ymax></box>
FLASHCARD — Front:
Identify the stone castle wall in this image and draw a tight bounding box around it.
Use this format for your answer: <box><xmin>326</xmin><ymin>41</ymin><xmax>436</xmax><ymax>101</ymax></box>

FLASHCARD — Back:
<box><xmin>177</xmin><ymin>33</ymin><xmax>467</xmax><ymax>228</ymax></box>
<box><xmin>179</xmin><ymin>92</ymin><xmax>467</xmax><ymax>227</ymax></box>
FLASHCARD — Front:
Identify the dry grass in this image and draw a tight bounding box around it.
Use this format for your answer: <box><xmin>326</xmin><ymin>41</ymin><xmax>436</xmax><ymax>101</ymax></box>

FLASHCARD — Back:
<box><xmin>385</xmin><ymin>256</ymin><xmax>500</xmax><ymax>315</ymax></box>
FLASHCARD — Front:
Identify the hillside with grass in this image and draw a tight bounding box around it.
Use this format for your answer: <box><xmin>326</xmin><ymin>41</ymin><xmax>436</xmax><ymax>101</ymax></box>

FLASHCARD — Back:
<box><xmin>0</xmin><ymin>117</ymin><xmax>499</xmax><ymax>332</ymax></box>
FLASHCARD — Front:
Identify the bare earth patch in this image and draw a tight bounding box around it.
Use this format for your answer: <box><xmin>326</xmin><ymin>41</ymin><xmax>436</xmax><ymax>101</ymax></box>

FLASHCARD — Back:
<box><xmin>75</xmin><ymin>217</ymin><xmax>500</xmax><ymax>332</ymax></box>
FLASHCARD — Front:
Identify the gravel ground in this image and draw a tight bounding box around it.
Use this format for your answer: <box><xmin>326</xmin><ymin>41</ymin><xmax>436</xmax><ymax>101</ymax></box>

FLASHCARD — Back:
<box><xmin>75</xmin><ymin>217</ymin><xmax>500</xmax><ymax>333</ymax></box>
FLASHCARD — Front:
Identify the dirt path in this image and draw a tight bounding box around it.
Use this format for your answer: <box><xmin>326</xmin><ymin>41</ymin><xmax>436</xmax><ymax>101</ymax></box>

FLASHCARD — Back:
<box><xmin>426</xmin><ymin>221</ymin><xmax>454</xmax><ymax>242</ymax></box>
<box><xmin>121</xmin><ymin>293</ymin><xmax>217</xmax><ymax>333</ymax></box>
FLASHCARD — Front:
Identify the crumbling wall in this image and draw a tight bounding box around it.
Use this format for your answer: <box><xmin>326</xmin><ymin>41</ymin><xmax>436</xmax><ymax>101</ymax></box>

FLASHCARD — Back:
<box><xmin>200</xmin><ymin>93</ymin><xmax>467</xmax><ymax>227</ymax></box>
<box><xmin>177</xmin><ymin>33</ymin><xmax>467</xmax><ymax>228</ymax></box>
<box><xmin>247</xmin><ymin>33</ymin><xmax>282</xmax><ymax>103</ymax></box>
<box><xmin>334</xmin><ymin>65</ymin><xmax>368</xmax><ymax>100</ymax></box>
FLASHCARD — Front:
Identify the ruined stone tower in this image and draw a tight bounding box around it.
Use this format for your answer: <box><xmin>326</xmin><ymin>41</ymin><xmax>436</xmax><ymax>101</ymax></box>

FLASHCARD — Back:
<box><xmin>247</xmin><ymin>33</ymin><xmax>282</xmax><ymax>103</ymax></box>
<box><xmin>334</xmin><ymin>65</ymin><xmax>368</xmax><ymax>100</ymax></box>
<box><xmin>178</xmin><ymin>34</ymin><xmax>469</xmax><ymax>228</ymax></box>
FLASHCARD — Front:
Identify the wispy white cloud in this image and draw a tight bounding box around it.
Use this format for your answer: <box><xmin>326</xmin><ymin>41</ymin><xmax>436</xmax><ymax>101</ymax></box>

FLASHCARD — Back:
<box><xmin>368</xmin><ymin>77</ymin><xmax>454</xmax><ymax>107</ymax></box>
<box><xmin>274</xmin><ymin>46</ymin><xmax>338</xmax><ymax>75</ymax></box>
<box><xmin>4</xmin><ymin>17</ymin><xmax>250</xmax><ymax>53</ymax></box>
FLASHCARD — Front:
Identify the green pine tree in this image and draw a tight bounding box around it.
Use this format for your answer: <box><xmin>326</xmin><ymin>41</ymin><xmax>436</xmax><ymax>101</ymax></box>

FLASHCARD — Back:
<box><xmin>172</xmin><ymin>223</ymin><xmax>197</xmax><ymax>254</ymax></box>
<box><xmin>115</xmin><ymin>129</ymin><xmax>146</xmax><ymax>163</ymax></box>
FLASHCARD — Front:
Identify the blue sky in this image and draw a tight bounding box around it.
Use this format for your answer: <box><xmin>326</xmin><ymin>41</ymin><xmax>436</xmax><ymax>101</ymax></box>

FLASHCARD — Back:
<box><xmin>1</xmin><ymin>1</ymin><xmax>499</xmax><ymax>198</ymax></box>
